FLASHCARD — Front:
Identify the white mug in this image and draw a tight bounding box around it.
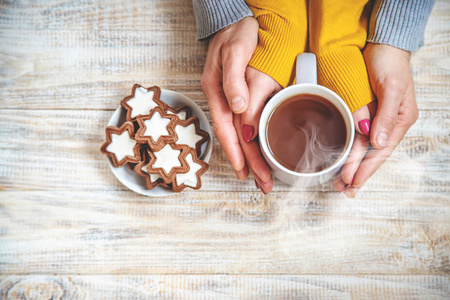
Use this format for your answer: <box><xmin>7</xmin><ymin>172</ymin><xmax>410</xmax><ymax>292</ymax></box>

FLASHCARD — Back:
<box><xmin>258</xmin><ymin>53</ymin><xmax>355</xmax><ymax>186</ymax></box>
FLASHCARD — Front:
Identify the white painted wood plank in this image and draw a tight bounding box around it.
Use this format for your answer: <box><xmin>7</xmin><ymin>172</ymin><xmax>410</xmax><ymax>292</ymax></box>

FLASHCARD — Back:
<box><xmin>0</xmin><ymin>0</ymin><xmax>197</xmax><ymax>31</ymax></box>
<box><xmin>0</xmin><ymin>29</ymin><xmax>209</xmax><ymax>110</ymax></box>
<box><xmin>0</xmin><ymin>275</ymin><xmax>449</xmax><ymax>299</ymax></box>
<box><xmin>0</xmin><ymin>109</ymin><xmax>448</xmax><ymax>192</ymax></box>
<box><xmin>0</xmin><ymin>191</ymin><xmax>448</xmax><ymax>275</ymax></box>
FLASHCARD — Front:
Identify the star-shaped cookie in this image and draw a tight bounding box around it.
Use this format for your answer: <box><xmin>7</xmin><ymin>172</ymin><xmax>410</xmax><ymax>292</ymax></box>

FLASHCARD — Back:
<box><xmin>134</xmin><ymin>149</ymin><xmax>170</xmax><ymax>189</ymax></box>
<box><xmin>121</xmin><ymin>84</ymin><xmax>166</xmax><ymax>121</ymax></box>
<box><xmin>135</xmin><ymin>106</ymin><xmax>178</xmax><ymax>151</ymax></box>
<box><xmin>165</xmin><ymin>104</ymin><xmax>191</xmax><ymax>121</ymax></box>
<box><xmin>173</xmin><ymin>117</ymin><xmax>209</xmax><ymax>157</ymax></box>
<box><xmin>171</xmin><ymin>148</ymin><xmax>209</xmax><ymax>192</ymax></box>
<box><xmin>100</xmin><ymin>122</ymin><xmax>141</xmax><ymax>167</ymax></box>
<box><xmin>147</xmin><ymin>144</ymin><xmax>190</xmax><ymax>183</ymax></box>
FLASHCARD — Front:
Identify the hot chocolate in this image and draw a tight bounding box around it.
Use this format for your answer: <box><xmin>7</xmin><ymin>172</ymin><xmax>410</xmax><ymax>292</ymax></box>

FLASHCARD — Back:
<box><xmin>266</xmin><ymin>94</ymin><xmax>347</xmax><ymax>173</ymax></box>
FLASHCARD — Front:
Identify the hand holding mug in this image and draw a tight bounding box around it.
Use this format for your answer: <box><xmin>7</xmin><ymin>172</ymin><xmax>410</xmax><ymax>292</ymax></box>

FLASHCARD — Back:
<box><xmin>201</xmin><ymin>17</ymin><xmax>280</xmax><ymax>193</ymax></box>
<box><xmin>334</xmin><ymin>43</ymin><xmax>419</xmax><ymax>197</ymax></box>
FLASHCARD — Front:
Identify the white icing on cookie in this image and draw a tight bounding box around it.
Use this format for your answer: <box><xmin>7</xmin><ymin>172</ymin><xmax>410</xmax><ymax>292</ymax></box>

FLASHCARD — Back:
<box><xmin>175</xmin><ymin>153</ymin><xmax>202</xmax><ymax>188</ymax></box>
<box><xmin>143</xmin><ymin>110</ymin><xmax>171</xmax><ymax>141</ymax></box>
<box><xmin>141</xmin><ymin>163</ymin><xmax>161</xmax><ymax>182</ymax></box>
<box><xmin>175</xmin><ymin>123</ymin><xmax>203</xmax><ymax>149</ymax></box>
<box><xmin>167</xmin><ymin>110</ymin><xmax>187</xmax><ymax>120</ymax></box>
<box><xmin>153</xmin><ymin>144</ymin><xmax>182</xmax><ymax>174</ymax></box>
<box><xmin>127</xmin><ymin>87</ymin><xmax>158</xmax><ymax>118</ymax></box>
<box><xmin>106</xmin><ymin>131</ymin><xmax>137</xmax><ymax>162</ymax></box>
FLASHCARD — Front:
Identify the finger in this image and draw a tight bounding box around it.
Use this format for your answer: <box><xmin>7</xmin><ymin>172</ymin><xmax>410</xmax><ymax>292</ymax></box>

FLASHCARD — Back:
<box><xmin>344</xmin><ymin>186</ymin><xmax>359</xmax><ymax>198</ymax></box>
<box><xmin>242</xmin><ymin>67</ymin><xmax>282</xmax><ymax>142</ymax></box>
<box><xmin>201</xmin><ymin>70</ymin><xmax>246</xmax><ymax>174</ymax></box>
<box><xmin>352</xmin><ymin>105</ymin><xmax>371</xmax><ymax>136</ymax></box>
<box><xmin>222</xmin><ymin>43</ymin><xmax>253</xmax><ymax>114</ymax></box>
<box><xmin>340</xmin><ymin>132</ymin><xmax>370</xmax><ymax>185</ymax></box>
<box><xmin>234</xmin><ymin>114</ymin><xmax>273</xmax><ymax>188</ymax></box>
<box><xmin>235</xmin><ymin>164</ymin><xmax>249</xmax><ymax>180</ymax></box>
<box><xmin>370</xmin><ymin>83</ymin><xmax>404</xmax><ymax>149</ymax></box>
<box><xmin>253</xmin><ymin>166</ymin><xmax>274</xmax><ymax>194</ymax></box>
<box><xmin>352</xmin><ymin>121</ymin><xmax>410</xmax><ymax>188</ymax></box>
<box><xmin>333</xmin><ymin>175</ymin><xmax>347</xmax><ymax>193</ymax></box>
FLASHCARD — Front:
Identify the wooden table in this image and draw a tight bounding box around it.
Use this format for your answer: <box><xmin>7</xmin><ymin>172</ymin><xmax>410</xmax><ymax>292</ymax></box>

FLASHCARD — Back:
<box><xmin>0</xmin><ymin>0</ymin><xmax>449</xmax><ymax>298</ymax></box>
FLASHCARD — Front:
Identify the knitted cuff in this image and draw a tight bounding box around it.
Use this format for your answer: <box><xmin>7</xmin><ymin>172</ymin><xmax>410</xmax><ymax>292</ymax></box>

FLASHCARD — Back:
<box><xmin>368</xmin><ymin>0</ymin><xmax>435</xmax><ymax>52</ymax></box>
<box><xmin>317</xmin><ymin>46</ymin><xmax>374</xmax><ymax>112</ymax></box>
<box><xmin>192</xmin><ymin>0</ymin><xmax>254</xmax><ymax>40</ymax></box>
<box><xmin>248</xmin><ymin>14</ymin><xmax>304</xmax><ymax>88</ymax></box>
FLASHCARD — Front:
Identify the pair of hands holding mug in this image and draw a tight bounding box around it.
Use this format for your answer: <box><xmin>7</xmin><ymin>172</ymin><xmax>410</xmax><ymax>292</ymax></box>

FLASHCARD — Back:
<box><xmin>201</xmin><ymin>17</ymin><xmax>419</xmax><ymax>197</ymax></box>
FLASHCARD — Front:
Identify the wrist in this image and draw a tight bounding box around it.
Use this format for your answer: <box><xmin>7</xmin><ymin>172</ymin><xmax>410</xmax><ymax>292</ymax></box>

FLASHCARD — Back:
<box><xmin>365</xmin><ymin>43</ymin><xmax>411</xmax><ymax>62</ymax></box>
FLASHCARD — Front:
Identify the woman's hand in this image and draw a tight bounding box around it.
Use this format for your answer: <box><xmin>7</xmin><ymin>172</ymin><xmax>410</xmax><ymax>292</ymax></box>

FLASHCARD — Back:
<box><xmin>201</xmin><ymin>17</ymin><xmax>258</xmax><ymax>181</ymax></box>
<box><xmin>201</xmin><ymin>17</ymin><xmax>280</xmax><ymax>193</ymax></box>
<box><xmin>235</xmin><ymin>67</ymin><xmax>281</xmax><ymax>193</ymax></box>
<box><xmin>335</xmin><ymin>43</ymin><xmax>419</xmax><ymax>197</ymax></box>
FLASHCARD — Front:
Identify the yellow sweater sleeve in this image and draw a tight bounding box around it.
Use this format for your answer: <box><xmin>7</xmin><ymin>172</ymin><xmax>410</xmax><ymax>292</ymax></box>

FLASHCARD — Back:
<box><xmin>246</xmin><ymin>0</ymin><xmax>307</xmax><ymax>88</ymax></box>
<box><xmin>309</xmin><ymin>0</ymin><xmax>375</xmax><ymax>112</ymax></box>
<box><xmin>246</xmin><ymin>0</ymin><xmax>374</xmax><ymax>112</ymax></box>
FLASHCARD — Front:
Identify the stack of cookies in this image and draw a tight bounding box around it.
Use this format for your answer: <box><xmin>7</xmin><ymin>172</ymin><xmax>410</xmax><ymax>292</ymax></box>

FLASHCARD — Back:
<box><xmin>100</xmin><ymin>84</ymin><xmax>210</xmax><ymax>192</ymax></box>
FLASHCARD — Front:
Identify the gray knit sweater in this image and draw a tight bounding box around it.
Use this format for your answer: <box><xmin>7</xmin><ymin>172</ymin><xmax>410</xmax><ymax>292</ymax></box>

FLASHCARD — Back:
<box><xmin>192</xmin><ymin>0</ymin><xmax>435</xmax><ymax>52</ymax></box>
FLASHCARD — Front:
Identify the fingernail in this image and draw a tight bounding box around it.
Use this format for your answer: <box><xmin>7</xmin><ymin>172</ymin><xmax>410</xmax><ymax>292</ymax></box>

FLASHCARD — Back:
<box><xmin>243</xmin><ymin>125</ymin><xmax>254</xmax><ymax>143</ymax></box>
<box><xmin>231</xmin><ymin>97</ymin><xmax>245</xmax><ymax>112</ymax></box>
<box><xmin>254</xmin><ymin>172</ymin><xmax>271</xmax><ymax>184</ymax></box>
<box><xmin>377</xmin><ymin>132</ymin><xmax>388</xmax><ymax>148</ymax></box>
<box><xmin>358</xmin><ymin>119</ymin><xmax>370</xmax><ymax>136</ymax></box>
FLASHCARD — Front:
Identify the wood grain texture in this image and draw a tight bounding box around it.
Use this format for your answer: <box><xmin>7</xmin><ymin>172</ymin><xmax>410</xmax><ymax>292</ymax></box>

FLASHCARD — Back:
<box><xmin>0</xmin><ymin>191</ymin><xmax>448</xmax><ymax>275</ymax></box>
<box><xmin>0</xmin><ymin>0</ymin><xmax>449</xmax><ymax>298</ymax></box>
<box><xmin>0</xmin><ymin>109</ymin><xmax>448</xmax><ymax>192</ymax></box>
<box><xmin>0</xmin><ymin>0</ymin><xmax>197</xmax><ymax>31</ymax></box>
<box><xmin>0</xmin><ymin>275</ymin><xmax>449</xmax><ymax>299</ymax></box>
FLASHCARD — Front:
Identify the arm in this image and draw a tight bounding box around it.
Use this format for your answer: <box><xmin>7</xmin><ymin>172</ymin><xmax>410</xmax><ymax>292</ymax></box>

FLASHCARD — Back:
<box><xmin>192</xmin><ymin>0</ymin><xmax>253</xmax><ymax>40</ymax></box>
<box><xmin>368</xmin><ymin>0</ymin><xmax>436</xmax><ymax>52</ymax></box>
<box><xmin>336</xmin><ymin>0</ymin><xmax>436</xmax><ymax>196</ymax></box>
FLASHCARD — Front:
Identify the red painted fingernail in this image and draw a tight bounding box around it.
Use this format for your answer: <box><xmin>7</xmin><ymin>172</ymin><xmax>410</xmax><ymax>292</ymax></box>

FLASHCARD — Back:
<box><xmin>358</xmin><ymin>119</ymin><xmax>370</xmax><ymax>136</ymax></box>
<box><xmin>243</xmin><ymin>125</ymin><xmax>254</xmax><ymax>143</ymax></box>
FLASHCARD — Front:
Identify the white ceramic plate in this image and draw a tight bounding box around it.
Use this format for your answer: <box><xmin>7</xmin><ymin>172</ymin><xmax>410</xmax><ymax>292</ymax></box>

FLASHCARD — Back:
<box><xmin>105</xmin><ymin>89</ymin><xmax>212</xmax><ymax>196</ymax></box>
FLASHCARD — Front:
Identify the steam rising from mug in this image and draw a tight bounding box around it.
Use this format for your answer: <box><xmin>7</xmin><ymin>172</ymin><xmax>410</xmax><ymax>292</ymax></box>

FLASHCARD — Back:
<box><xmin>294</xmin><ymin>121</ymin><xmax>344</xmax><ymax>173</ymax></box>
<box><xmin>266</xmin><ymin>94</ymin><xmax>347</xmax><ymax>174</ymax></box>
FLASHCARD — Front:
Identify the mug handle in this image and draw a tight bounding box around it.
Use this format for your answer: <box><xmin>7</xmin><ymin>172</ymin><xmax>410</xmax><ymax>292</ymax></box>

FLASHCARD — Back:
<box><xmin>296</xmin><ymin>53</ymin><xmax>317</xmax><ymax>85</ymax></box>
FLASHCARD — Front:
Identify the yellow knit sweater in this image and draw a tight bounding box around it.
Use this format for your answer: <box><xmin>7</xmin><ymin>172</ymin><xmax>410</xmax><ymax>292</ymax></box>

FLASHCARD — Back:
<box><xmin>246</xmin><ymin>0</ymin><xmax>374</xmax><ymax>112</ymax></box>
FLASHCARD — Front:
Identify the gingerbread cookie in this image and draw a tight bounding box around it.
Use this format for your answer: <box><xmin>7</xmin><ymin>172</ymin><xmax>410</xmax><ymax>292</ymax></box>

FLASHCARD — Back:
<box><xmin>147</xmin><ymin>144</ymin><xmax>190</xmax><ymax>183</ymax></box>
<box><xmin>166</xmin><ymin>105</ymin><xmax>191</xmax><ymax>121</ymax></box>
<box><xmin>171</xmin><ymin>148</ymin><xmax>209</xmax><ymax>192</ymax></box>
<box><xmin>127</xmin><ymin>144</ymin><xmax>149</xmax><ymax>171</ymax></box>
<box><xmin>134</xmin><ymin>149</ymin><xmax>170</xmax><ymax>189</ymax></box>
<box><xmin>173</xmin><ymin>116</ymin><xmax>209</xmax><ymax>156</ymax></box>
<box><xmin>121</xmin><ymin>84</ymin><xmax>166</xmax><ymax>121</ymax></box>
<box><xmin>100</xmin><ymin>122</ymin><xmax>141</xmax><ymax>167</ymax></box>
<box><xmin>135</xmin><ymin>106</ymin><xmax>178</xmax><ymax>151</ymax></box>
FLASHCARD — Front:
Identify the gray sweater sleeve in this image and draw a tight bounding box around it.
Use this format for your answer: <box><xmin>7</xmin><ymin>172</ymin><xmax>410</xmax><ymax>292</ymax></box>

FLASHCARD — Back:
<box><xmin>192</xmin><ymin>0</ymin><xmax>253</xmax><ymax>40</ymax></box>
<box><xmin>368</xmin><ymin>0</ymin><xmax>435</xmax><ymax>52</ymax></box>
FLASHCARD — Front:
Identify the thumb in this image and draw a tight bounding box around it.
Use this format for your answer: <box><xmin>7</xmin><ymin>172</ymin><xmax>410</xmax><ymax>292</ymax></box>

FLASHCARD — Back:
<box><xmin>370</xmin><ymin>84</ymin><xmax>402</xmax><ymax>149</ymax></box>
<box><xmin>221</xmin><ymin>45</ymin><xmax>252</xmax><ymax>114</ymax></box>
<box><xmin>242</xmin><ymin>67</ymin><xmax>282</xmax><ymax>142</ymax></box>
